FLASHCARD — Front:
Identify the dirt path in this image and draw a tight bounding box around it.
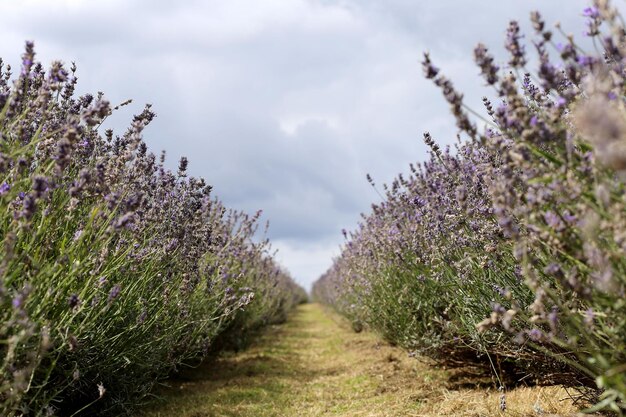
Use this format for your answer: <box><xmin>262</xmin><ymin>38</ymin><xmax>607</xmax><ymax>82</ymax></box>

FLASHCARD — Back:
<box><xmin>138</xmin><ymin>304</ymin><xmax>584</xmax><ymax>417</ymax></box>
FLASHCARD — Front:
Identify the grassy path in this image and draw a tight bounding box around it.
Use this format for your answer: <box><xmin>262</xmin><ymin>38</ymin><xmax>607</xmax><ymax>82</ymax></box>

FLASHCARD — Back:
<box><xmin>138</xmin><ymin>304</ymin><xmax>584</xmax><ymax>417</ymax></box>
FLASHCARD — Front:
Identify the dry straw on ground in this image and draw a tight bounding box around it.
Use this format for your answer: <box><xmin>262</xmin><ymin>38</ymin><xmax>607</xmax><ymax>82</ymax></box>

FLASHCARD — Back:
<box><xmin>138</xmin><ymin>304</ymin><xmax>591</xmax><ymax>417</ymax></box>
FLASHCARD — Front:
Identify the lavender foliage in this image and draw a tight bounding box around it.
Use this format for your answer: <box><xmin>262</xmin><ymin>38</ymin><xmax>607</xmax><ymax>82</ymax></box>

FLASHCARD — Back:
<box><xmin>314</xmin><ymin>1</ymin><xmax>626</xmax><ymax>412</ymax></box>
<box><xmin>0</xmin><ymin>44</ymin><xmax>306</xmax><ymax>417</ymax></box>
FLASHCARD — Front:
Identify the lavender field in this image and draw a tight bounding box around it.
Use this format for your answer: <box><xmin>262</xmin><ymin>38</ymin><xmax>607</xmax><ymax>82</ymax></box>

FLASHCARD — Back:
<box><xmin>1</xmin><ymin>0</ymin><xmax>626</xmax><ymax>416</ymax></box>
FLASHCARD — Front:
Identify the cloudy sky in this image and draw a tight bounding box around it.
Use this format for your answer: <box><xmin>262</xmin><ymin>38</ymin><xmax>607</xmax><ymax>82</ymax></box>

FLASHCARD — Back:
<box><xmin>0</xmin><ymin>0</ymin><xmax>592</xmax><ymax>290</ymax></box>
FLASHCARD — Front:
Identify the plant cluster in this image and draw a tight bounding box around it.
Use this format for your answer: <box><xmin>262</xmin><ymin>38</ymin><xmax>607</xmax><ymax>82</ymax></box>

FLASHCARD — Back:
<box><xmin>314</xmin><ymin>1</ymin><xmax>626</xmax><ymax>413</ymax></box>
<box><xmin>0</xmin><ymin>43</ymin><xmax>306</xmax><ymax>416</ymax></box>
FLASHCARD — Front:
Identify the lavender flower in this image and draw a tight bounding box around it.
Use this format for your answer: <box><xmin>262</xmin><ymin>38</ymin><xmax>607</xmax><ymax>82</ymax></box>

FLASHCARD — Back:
<box><xmin>68</xmin><ymin>294</ymin><xmax>79</xmax><ymax>309</ymax></box>
<box><xmin>504</xmin><ymin>21</ymin><xmax>526</xmax><ymax>67</ymax></box>
<box><xmin>108</xmin><ymin>284</ymin><xmax>121</xmax><ymax>304</ymax></box>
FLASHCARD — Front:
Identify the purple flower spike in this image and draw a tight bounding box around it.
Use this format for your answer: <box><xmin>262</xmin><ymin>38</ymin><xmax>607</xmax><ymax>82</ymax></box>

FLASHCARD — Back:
<box><xmin>12</xmin><ymin>295</ymin><xmax>24</xmax><ymax>309</ymax></box>
<box><xmin>583</xmin><ymin>7</ymin><xmax>600</xmax><ymax>18</ymax></box>
<box><xmin>577</xmin><ymin>55</ymin><xmax>594</xmax><ymax>66</ymax></box>
<box><xmin>108</xmin><ymin>284</ymin><xmax>121</xmax><ymax>304</ymax></box>
<box><xmin>68</xmin><ymin>294</ymin><xmax>80</xmax><ymax>308</ymax></box>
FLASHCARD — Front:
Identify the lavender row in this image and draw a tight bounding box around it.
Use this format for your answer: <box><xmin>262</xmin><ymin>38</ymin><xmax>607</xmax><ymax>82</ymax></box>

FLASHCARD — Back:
<box><xmin>314</xmin><ymin>1</ymin><xmax>626</xmax><ymax>412</ymax></box>
<box><xmin>0</xmin><ymin>44</ymin><xmax>306</xmax><ymax>417</ymax></box>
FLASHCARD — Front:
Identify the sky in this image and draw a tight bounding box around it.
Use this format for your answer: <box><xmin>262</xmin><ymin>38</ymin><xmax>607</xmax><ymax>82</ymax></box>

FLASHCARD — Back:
<box><xmin>0</xmin><ymin>0</ymin><xmax>593</xmax><ymax>290</ymax></box>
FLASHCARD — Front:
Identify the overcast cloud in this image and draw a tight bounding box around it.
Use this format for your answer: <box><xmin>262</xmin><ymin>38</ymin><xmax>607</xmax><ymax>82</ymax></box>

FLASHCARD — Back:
<box><xmin>0</xmin><ymin>0</ymin><xmax>593</xmax><ymax>290</ymax></box>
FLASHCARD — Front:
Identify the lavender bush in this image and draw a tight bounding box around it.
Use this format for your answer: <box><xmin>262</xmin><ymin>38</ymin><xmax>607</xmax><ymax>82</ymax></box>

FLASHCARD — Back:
<box><xmin>0</xmin><ymin>43</ymin><xmax>305</xmax><ymax>416</ymax></box>
<box><xmin>314</xmin><ymin>1</ymin><xmax>626</xmax><ymax>412</ymax></box>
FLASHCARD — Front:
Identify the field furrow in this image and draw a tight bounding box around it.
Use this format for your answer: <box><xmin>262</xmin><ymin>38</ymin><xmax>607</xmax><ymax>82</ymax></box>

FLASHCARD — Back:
<box><xmin>139</xmin><ymin>304</ymin><xmax>585</xmax><ymax>417</ymax></box>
